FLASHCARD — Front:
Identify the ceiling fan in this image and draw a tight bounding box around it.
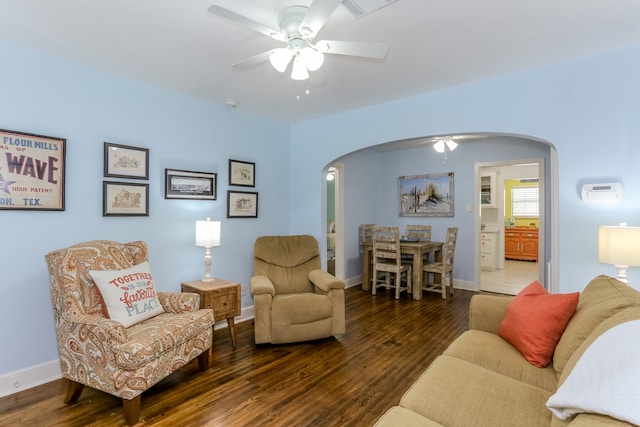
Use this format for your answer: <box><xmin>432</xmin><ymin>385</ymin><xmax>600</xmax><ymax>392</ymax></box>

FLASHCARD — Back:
<box><xmin>208</xmin><ymin>0</ymin><xmax>389</xmax><ymax>80</ymax></box>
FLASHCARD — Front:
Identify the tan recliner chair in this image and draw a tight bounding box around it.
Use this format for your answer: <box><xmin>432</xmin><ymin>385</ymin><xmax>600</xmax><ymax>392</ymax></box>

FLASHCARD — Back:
<box><xmin>250</xmin><ymin>235</ymin><xmax>346</xmax><ymax>344</ymax></box>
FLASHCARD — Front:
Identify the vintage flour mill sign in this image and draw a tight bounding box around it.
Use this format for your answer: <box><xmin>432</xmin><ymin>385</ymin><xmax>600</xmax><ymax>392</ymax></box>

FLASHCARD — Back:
<box><xmin>0</xmin><ymin>128</ymin><xmax>66</xmax><ymax>211</ymax></box>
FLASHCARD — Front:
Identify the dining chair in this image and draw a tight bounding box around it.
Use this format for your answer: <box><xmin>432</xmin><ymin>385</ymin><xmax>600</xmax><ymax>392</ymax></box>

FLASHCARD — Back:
<box><xmin>405</xmin><ymin>224</ymin><xmax>431</xmax><ymax>241</ymax></box>
<box><xmin>372</xmin><ymin>226</ymin><xmax>412</xmax><ymax>299</ymax></box>
<box><xmin>403</xmin><ymin>224</ymin><xmax>433</xmax><ymax>263</ymax></box>
<box><xmin>361</xmin><ymin>223</ymin><xmax>387</xmax><ymax>289</ymax></box>
<box><xmin>422</xmin><ymin>226</ymin><xmax>458</xmax><ymax>299</ymax></box>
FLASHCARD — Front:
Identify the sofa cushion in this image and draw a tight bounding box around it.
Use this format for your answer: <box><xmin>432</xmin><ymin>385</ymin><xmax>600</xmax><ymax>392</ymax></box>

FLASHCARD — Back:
<box><xmin>498</xmin><ymin>281</ymin><xmax>579</xmax><ymax>367</ymax></box>
<box><xmin>400</xmin><ymin>355</ymin><xmax>553</xmax><ymax>427</ymax></box>
<box><xmin>374</xmin><ymin>406</ymin><xmax>443</xmax><ymax>427</ymax></box>
<box><xmin>444</xmin><ymin>330</ymin><xmax>558</xmax><ymax>392</ymax></box>
<box><xmin>89</xmin><ymin>261</ymin><xmax>164</xmax><ymax>327</ymax></box>
<box><xmin>547</xmin><ymin>319</ymin><xmax>640</xmax><ymax>425</ymax></box>
<box><xmin>553</xmin><ymin>276</ymin><xmax>639</xmax><ymax>375</ymax></box>
<box><xmin>114</xmin><ymin>309</ymin><xmax>214</xmax><ymax>370</ymax></box>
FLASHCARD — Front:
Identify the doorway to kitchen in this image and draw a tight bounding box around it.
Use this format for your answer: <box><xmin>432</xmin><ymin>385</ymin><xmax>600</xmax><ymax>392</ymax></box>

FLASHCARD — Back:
<box><xmin>478</xmin><ymin>160</ymin><xmax>545</xmax><ymax>295</ymax></box>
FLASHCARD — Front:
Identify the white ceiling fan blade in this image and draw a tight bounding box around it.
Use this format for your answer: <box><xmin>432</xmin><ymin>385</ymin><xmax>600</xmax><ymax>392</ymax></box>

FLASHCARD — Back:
<box><xmin>316</xmin><ymin>40</ymin><xmax>388</xmax><ymax>59</ymax></box>
<box><xmin>299</xmin><ymin>0</ymin><xmax>342</xmax><ymax>38</ymax></box>
<box><xmin>231</xmin><ymin>50</ymin><xmax>273</xmax><ymax>69</ymax></box>
<box><xmin>208</xmin><ymin>5</ymin><xmax>285</xmax><ymax>41</ymax></box>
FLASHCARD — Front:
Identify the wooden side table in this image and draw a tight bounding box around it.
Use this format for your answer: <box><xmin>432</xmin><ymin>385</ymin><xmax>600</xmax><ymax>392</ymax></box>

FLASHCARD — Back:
<box><xmin>181</xmin><ymin>279</ymin><xmax>241</xmax><ymax>348</ymax></box>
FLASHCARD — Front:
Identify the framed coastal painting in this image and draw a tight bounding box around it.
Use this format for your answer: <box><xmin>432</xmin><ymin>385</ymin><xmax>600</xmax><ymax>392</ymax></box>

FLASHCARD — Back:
<box><xmin>228</xmin><ymin>159</ymin><xmax>255</xmax><ymax>187</ymax></box>
<box><xmin>0</xmin><ymin>128</ymin><xmax>66</xmax><ymax>211</ymax></box>
<box><xmin>399</xmin><ymin>172</ymin><xmax>454</xmax><ymax>217</ymax></box>
<box><xmin>104</xmin><ymin>142</ymin><xmax>149</xmax><ymax>179</ymax></box>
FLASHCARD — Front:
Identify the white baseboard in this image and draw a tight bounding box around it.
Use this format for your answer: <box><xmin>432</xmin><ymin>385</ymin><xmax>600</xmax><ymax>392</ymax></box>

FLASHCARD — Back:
<box><xmin>0</xmin><ymin>359</ymin><xmax>62</xmax><ymax>398</ymax></box>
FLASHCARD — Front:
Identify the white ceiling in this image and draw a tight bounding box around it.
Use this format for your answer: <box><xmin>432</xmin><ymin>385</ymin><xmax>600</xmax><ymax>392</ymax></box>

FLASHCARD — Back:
<box><xmin>1</xmin><ymin>0</ymin><xmax>640</xmax><ymax>124</ymax></box>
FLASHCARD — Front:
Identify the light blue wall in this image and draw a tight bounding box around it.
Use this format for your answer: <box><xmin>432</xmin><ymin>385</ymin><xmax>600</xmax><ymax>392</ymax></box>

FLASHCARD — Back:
<box><xmin>0</xmin><ymin>41</ymin><xmax>290</xmax><ymax>375</ymax></box>
<box><xmin>3</xmin><ymin>38</ymin><xmax>640</xmax><ymax>383</ymax></box>
<box><xmin>292</xmin><ymin>43</ymin><xmax>640</xmax><ymax>292</ymax></box>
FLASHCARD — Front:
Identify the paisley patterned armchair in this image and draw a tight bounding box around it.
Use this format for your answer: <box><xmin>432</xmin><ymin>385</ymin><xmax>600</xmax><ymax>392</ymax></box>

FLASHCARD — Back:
<box><xmin>45</xmin><ymin>240</ymin><xmax>214</xmax><ymax>425</ymax></box>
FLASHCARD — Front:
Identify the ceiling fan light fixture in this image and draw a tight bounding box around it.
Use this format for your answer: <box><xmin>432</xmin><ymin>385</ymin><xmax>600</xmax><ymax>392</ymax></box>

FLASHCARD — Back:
<box><xmin>434</xmin><ymin>139</ymin><xmax>445</xmax><ymax>153</ymax></box>
<box><xmin>446</xmin><ymin>139</ymin><xmax>458</xmax><ymax>151</ymax></box>
<box><xmin>291</xmin><ymin>55</ymin><xmax>310</xmax><ymax>80</ymax></box>
<box><xmin>301</xmin><ymin>46</ymin><xmax>324</xmax><ymax>71</ymax></box>
<box><xmin>269</xmin><ymin>48</ymin><xmax>294</xmax><ymax>72</ymax></box>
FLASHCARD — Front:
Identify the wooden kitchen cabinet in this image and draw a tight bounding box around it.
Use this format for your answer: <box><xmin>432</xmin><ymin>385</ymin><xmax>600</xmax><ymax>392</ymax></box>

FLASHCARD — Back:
<box><xmin>504</xmin><ymin>228</ymin><xmax>538</xmax><ymax>262</ymax></box>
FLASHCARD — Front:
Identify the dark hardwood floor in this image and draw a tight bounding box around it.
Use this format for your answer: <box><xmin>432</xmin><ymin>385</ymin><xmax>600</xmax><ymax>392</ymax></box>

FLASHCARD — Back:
<box><xmin>0</xmin><ymin>287</ymin><xmax>474</xmax><ymax>426</ymax></box>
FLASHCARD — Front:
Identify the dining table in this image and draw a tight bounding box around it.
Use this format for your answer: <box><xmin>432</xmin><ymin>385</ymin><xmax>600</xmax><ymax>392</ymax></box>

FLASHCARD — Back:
<box><xmin>361</xmin><ymin>240</ymin><xmax>443</xmax><ymax>300</ymax></box>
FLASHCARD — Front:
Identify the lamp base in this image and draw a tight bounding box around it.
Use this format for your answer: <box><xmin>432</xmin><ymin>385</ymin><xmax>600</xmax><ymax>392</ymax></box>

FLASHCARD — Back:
<box><xmin>615</xmin><ymin>265</ymin><xmax>630</xmax><ymax>284</ymax></box>
<box><xmin>200</xmin><ymin>276</ymin><xmax>216</xmax><ymax>283</ymax></box>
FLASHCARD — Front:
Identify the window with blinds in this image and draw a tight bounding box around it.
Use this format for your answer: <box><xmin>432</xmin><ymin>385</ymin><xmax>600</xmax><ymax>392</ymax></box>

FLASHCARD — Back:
<box><xmin>511</xmin><ymin>186</ymin><xmax>539</xmax><ymax>217</ymax></box>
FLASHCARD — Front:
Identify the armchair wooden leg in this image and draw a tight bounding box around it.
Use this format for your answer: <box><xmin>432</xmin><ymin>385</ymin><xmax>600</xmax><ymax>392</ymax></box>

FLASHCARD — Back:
<box><xmin>198</xmin><ymin>350</ymin><xmax>209</xmax><ymax>371</ymax></box>
<box><xmin>63</xmin><ymin>380</ymin><xmax>84</xmax><ymax>404</ymax></box>
<box><xmin>122</xmin><ymin>395</ymin><xmax>141</xmax><ymax>426</ymax></box>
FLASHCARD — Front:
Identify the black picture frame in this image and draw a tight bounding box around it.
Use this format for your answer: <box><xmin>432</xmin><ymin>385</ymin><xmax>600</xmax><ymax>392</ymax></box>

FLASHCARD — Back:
<box><xmin>164</xmin><ymin>168</ymin><xmax>217</xmax><ymax>200</ymax></box>
<box><xmin>228</xmin><ymin>159</ymin><xmax>255</xmax><ymax>187</ymax></box>
<box><xmin>227</xmin><ymin>190</ymin><xmax>258</xmax><ymax>218</ymax></box>
<box><xmin>103</xmin><ymin>181</ymin><xmax>149</xmax><ymax>216</ymax></box>
<box><xmin>104</xmin><ymin>142</ymin><xmax>149</xmax><ymax>180</ymax></box>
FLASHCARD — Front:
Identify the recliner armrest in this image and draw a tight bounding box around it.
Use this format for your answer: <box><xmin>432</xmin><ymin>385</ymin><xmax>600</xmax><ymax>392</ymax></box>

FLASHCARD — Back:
<box><xmin>309</xmin><ymin>269</ymin><xmax>345</xmax><ymax>293</ymax></box>
<box><xmin>250</xmin><ymin>275</ymin><xmax>276</xmax><ymax>296</ymax></box>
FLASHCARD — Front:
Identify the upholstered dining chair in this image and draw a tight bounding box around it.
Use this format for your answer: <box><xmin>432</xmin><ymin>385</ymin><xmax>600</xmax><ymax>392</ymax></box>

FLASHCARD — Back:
<box><xmin>422</xmin><ymin>226</ymin><xmax>458</xmax><ymax>299</ymax></box>
<box><xmin>250</xmin><ymin>235</ymin><xmax>346</xmax><ymax>344</ymax></box>
<box><xmin>372</xmin><ymin>226</ymin><xmax>412</xmax><ymax>299</ymax></box>
<box><xmin>45</xmin><ymin>240</ymin><xmax>214</xmax><ymax>426</ymax></box>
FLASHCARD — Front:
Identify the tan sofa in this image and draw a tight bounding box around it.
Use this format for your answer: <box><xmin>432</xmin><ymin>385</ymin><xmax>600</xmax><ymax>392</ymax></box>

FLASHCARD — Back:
<box><xmin>374</xmin><ymin>275</ymin><xmax>640</xmax><ymax>427</ymax></box>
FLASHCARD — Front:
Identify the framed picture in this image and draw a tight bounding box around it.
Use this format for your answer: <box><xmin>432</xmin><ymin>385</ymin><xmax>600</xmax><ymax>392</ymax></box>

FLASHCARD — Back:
<box><xmin>165</xmin><ymin>169</ymin><xmax>217</xmax><ymax>200</ymax></box>
<box><xmin>103</xmin><ymin>181</ymin><xmax>149</xmax><ymax>216</ymax></box>
<box><xmin>228</xmin><ymin>159</ymin><xmax>255</xmax><ymax>187</ymax></box>
<box><xmin>104</xmin><ymin>142</ymin><xmax>149</xmax><ymax>179</ymax></box>
<box><xmin>399</xmin><ymin>172</ymin><xmax>454</xmax><ymax>217</ymax></box>
<box><xmin>227</xmin><ymin>190</ymin><xmax>258</xmax><ymax>218</ymax></box>
<box><xmin>0</xmin><ymin>128</ymin><xmax>66</xmax><ymax>211</ymax></box>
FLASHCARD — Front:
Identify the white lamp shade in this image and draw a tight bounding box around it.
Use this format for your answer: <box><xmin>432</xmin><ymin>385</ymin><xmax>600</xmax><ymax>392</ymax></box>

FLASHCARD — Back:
<box><xmin>195</xmin><ymin>219</ymin><xmax>221</xmax><ymax>247</ymax></box>
<box><xmin>446</xmin><ymin>139</ymin><xmax>458</xmax><ymax>151</ymax></box>
<box><xmin>301</xmin><ymin>46</ymin><xmax>324</xmax><ymax>71</ymax></box>
<box><xmin>433</xmin><ymin>139</ymin><xmax>445</xmax><ymax>153</ymax></box>
<box><xmin>269</xmin><ymin>48</ymin><xmax>294</xmax><ymax>72</ymax></box>
<box><xmin>598</xmin><ymin>225</ymin><xmax>640</xmax><ymax>266</ymax></box>
<box><xmin>291</xmin><ymin>55</ymin><xmax>310</xmax><ymax>80</ymax></box>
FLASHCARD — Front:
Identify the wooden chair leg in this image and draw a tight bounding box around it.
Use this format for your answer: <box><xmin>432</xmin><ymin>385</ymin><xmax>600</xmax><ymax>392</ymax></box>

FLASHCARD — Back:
<box><xmin>198</xmin><ymin>350</ymin><xmax>209</xmax><ymax>371</ymax></box>
<box><xmin>63</xmin><ymin>380</ymin><xmax>84</xmax><ymax>404</ymax></box>
<box><xmin>122</xmin><ymin>395</ymin><xmax>141</xmax><ymax>426</ymax></box>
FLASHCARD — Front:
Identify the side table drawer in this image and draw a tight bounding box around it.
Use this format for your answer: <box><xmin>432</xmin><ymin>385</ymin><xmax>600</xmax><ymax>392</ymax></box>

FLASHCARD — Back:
<box><xmin>208</xmin><ymin>287</ymin><xmax>241</xmax><ymax>321</ymax></box>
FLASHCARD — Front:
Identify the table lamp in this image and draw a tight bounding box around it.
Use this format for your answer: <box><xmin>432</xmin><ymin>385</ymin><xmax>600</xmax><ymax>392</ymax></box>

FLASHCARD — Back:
<box><xmin>598</xmin><ymin>223</ymin><xmax>640</xmax><ymax>283</ymax></box>
<box><xmin>195</xmin><ymin>218</ymin><xmax>221</xmax><ymax>283</ymax></box>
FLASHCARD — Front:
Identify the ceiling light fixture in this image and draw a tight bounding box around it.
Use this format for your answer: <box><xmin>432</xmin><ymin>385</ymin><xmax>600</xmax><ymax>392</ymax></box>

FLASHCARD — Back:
<box><xmin>433</xmin><ymin>137</ymin><xmax>458</xmax><ymax>153</ymax></box>
<box><xmin>291</xmin><ymin>54</ymin><xmax>310</xmax><ymax>80</ymax></box>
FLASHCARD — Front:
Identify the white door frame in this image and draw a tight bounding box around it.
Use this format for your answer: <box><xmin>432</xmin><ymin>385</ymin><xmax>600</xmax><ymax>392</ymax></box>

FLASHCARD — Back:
<box><xmin>475</xmin><ymin>157</ymin><xmax>555</xmax><ymax>291</ymax></box>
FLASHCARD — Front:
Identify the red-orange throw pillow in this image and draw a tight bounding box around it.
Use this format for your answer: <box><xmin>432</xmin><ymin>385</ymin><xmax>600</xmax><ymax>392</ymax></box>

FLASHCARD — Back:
<box><xmin>498</xmin><ymin>280</ymin><xmax>579</xmax><ymax>368</ymax></box>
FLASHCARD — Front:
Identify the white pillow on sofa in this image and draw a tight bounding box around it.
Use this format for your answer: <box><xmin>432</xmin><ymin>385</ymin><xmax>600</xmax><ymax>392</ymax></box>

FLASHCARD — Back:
<box><xmin>546</xmin><ymin>319</ymin><xmax>640</xmax><ymax>425</ymax></box>
<box><xmin>89</xmin><ymin>261</ymin><xmax>164</xmax><ymax>327</ymax></box>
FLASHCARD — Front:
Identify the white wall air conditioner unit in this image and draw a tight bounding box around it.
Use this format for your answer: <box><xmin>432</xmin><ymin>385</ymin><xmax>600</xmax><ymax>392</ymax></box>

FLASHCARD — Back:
<box><xmin>581</xmin><ymin>183</ymin><xmax>623</xmax><ymax>204</ymax></box>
